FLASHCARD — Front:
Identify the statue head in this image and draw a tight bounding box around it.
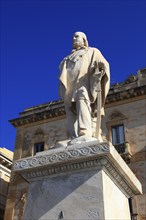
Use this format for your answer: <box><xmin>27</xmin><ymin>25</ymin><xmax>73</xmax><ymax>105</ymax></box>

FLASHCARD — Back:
<box><xmin>72</xmin><ymin>31</ymin><xmax>89</xmax><ymax>49</ymax></box>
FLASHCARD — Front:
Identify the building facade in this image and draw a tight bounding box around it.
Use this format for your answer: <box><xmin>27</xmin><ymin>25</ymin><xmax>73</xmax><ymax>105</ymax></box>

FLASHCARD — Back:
<box><xmin>0</xmin><ymin>148</ymin><xmax>13</xmax><ymax>220</ymax></box>
<box><xmin>4</xmin><ymin>68</ymin><xmax>146</xmax><ymax>220</ymax></box>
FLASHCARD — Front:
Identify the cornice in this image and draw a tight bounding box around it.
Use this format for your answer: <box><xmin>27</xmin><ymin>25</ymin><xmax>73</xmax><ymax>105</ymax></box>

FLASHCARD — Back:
<box><xmin>9</xmin><ymin>104</ymin><xmax>66</xmax><ymax>127</ymax></box>
<box><xmin>13</xmin><ymin>141</ymin><xmax>142</xmax><ymax>198</ymax></box>
<box><xmin>9</xmin><ymin>85</ymin><xmax>146</xmax><ymax>128</ymax></box>
<box><xmin>105</xmin><ymin>85</ymin><xmax>146</xmax><ymax>104</ymax></box>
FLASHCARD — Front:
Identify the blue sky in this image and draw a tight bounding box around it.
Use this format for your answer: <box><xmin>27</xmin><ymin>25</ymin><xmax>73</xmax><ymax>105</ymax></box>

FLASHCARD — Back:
<box><xmin>1</xmin><ymin>0</ymin><xmax>146</xmax><ymax>152</ymax></box>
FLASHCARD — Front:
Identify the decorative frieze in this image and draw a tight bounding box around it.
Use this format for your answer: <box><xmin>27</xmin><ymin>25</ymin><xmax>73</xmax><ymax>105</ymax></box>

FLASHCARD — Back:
<box><xmin>13</xmin><ymin>141</ymin><xmax>142</xmax><ymax>198</ymax></box>
<box><xmin>14</xmin><ymin>142</ymin><xmax>109</xmax><ymax>171</ymax></box>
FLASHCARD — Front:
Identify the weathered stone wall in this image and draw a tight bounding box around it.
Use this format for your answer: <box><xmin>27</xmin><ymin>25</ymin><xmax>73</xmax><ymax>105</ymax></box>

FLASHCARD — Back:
<box><xmin>102</xmin><ymin>98</ymin><xmax>146</xmax><ymax>155</ymax></box>
<box><xmin>14</xmin><ymin>118</ymin><xmax>68</xmax><ymax>159</ymax></box>
<box><xmin>129</xmin><ymin>151</ymin><xmax>146</xmax><ymax>219</ymax></box>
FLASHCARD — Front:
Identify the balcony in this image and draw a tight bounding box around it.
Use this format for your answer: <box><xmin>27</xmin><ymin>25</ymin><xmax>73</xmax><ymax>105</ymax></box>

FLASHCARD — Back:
<box><xmin>113</xmin><ymin>142</ymin><xmax>132</xmax><ymax>163</ymax></box>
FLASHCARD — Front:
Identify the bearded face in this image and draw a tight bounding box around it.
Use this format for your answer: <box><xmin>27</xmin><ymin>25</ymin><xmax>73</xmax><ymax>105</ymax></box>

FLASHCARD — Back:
<box><xmin>72</xmin><ymin>32</ymin><xmax>85</xmax><ymax>49</ymax></box>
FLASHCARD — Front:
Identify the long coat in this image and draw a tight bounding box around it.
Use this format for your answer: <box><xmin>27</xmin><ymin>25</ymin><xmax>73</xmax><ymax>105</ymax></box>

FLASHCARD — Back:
<box><xmin>59</xmin><ymin>47</ymin><xmax>110</xmax><ymax>116</ymax></box>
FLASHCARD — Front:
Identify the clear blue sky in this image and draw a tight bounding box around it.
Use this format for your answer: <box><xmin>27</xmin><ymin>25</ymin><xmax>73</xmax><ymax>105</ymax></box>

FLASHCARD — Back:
<box><xmin>0</xmin><ymin>0</ymin><xmax>146</xmax><ymax>152</ymax></box>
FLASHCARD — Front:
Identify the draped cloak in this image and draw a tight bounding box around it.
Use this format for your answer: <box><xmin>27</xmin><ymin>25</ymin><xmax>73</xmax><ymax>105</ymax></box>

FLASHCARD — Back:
<box><xmin>59</xmin><ymin>47</ymin><xmax>110</xmax><ymax>116</ymax></box>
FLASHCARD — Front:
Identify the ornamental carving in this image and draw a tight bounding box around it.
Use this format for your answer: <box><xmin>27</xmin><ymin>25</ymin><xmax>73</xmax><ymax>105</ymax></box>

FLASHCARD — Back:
<box><xmin>14</xmin><ymin>143</ymin><xmax>109</xmax><ymax>171</ymax></box>
<box><xmin>34</xmin><ymin>127</ymin><xmax>44</xmax><ymax>136</ymax></box>
<box><xmin>13</xmin><ymin>142</ymin><xmax>141</xmax><ymax>198</ymax></box>
<box><xmin>110</xmin><ymin>110</ymin><xmax>126</xmax><ymax>120</ymax></box>
<box><xmin>19</xmin><ymin>157</ymin><xmax>134</xmax><ymax>198</ymax></box>
<box><xmin>124</xmin><ymin>75</ymin><xmax>138</xmax><ymax>84</ymax></box>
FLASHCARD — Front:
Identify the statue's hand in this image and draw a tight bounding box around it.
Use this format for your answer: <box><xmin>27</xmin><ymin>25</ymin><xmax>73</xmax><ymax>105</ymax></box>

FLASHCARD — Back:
<box><xmin>91</xmin><ymin>61</ymin><xmax>105</xmax><ymax>79</ymax></box>
<box><xmin>93</xmin><ymin>70</ymin><xmax>102</xmax><ymax>76</ymax></box>
<box><xmin>92</xmin><ymin>71</ymin><xmax>103</xmax><ymax>80</ymax></box>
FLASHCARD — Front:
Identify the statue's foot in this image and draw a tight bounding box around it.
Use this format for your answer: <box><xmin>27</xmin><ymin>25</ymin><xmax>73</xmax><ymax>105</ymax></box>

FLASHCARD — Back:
<box><xmin>79</xmin><ymin>129</ymin><xmax>92</xmax><ymax>137</ymax></box>
<box><xmin>67</xmin><ymin>135</ymin><xmax>99</xmax><ymax>146</ymax></box>
<box><xmin>53</xmin><ymin>135</ymin><xmax>103</xmax><ymax>149</ymax></box>
<box><xmin>53</xmin><ymin>140</ymin><xmax>70</xmax><ymax>148</ymax></box>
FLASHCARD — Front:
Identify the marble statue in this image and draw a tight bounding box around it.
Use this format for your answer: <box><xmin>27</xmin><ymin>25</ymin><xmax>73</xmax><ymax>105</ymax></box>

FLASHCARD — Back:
<box><xmin>59</xmin><ymin>32</ymin><xmax>110</xmax><ymax>142</ymax></box>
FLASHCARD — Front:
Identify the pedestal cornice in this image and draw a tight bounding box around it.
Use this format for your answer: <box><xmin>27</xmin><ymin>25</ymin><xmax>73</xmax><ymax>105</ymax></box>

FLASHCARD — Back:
<box><xmin>13</xmin><ymin>141</ymin><xmax>142</xmax><ymax>198</ymax></box>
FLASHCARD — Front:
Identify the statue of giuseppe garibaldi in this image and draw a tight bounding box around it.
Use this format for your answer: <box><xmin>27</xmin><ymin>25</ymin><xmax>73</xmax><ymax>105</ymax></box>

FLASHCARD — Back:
<box><xmin>59</xmin><ymin>31</ymin><xmax>110</xmax><ymax>142</ymax></box>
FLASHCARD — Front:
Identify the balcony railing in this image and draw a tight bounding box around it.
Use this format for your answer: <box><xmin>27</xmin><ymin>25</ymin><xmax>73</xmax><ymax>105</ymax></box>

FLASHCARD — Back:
<box><xmin>114</xmin><ymin>143</ymin><xmax>126</xmax><ymax>154</ymax></box>
<box><xmin>113</xmin><ymin>142</ymin><xmax>132</xmax><ymax>163</ymax></box>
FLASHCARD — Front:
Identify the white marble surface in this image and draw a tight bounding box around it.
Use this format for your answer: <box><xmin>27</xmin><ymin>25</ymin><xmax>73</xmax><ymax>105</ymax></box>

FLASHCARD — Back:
<box><xmin>103</xmin><ymin>171</ymin><xmax>131</xmax><ymax>219</ymax></box>
<box><xmin>24</xmin><ymin>168</ymin><xmax>132</xmax><ymax>220</ymax></box>
<box><xmin>24</xmin><ymin>170</ymin><xmax>105</xmax><ymax>220</ymax></box>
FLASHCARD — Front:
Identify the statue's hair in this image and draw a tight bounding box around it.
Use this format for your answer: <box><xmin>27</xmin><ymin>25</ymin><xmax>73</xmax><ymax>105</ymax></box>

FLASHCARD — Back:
<box><xmin>74</xmin><ymin>31</ymin><xmax>89</xmax><ymax>47</ymax></box>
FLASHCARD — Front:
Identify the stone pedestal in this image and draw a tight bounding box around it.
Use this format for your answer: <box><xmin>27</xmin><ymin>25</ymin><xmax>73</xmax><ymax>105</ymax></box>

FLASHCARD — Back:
<box><xmin>13</xmin><ymin>141</ymin><xmax>142</xmax><ymax>220</ymax></box>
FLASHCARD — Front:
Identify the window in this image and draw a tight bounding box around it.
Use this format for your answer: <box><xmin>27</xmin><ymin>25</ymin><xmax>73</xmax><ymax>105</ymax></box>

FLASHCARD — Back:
<box><xmin>111</xmin><ymin>124</ymin><xmax>125</xmax><ymax>145</ymax></box>
<box><xmin>34</xmin><ymin>142</ymin><xmax>44</xmax><ymax>155</ymax></box>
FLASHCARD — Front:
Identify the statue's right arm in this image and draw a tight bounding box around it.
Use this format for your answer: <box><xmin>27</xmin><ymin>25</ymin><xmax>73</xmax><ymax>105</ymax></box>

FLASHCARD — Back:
<box><xmin>58</xmin><ymin>58</ymin><xmax>67</xmax><ymax>100</ymax></box>
<box><xmin>59</xmin><ymin>57</ymin><xmax>67</xmax><ymax>71</ymax></box>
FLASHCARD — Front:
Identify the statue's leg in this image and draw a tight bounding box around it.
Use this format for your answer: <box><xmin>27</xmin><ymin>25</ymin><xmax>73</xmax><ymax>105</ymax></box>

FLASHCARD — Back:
<box><xmin>76</xmin><ymin>98</ymin><xmax>92</xmax><ymax>137</ymax></box>
<box><xmin>65</xmin><ymin>104</ymin><xmax>78</xmax><ymax>138</ymax></box>
<box><xmin>75</xmin><ymin>86</ymin><xmax>92</xmax><ymax>137</ymax></box>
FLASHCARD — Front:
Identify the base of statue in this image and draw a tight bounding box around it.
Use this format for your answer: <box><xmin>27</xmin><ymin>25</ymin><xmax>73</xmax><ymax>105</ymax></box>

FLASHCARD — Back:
<box><xmin>53</xmin><ymin>135</ymin><xmax>99</xmax><ymax>148</ymax></box>
<box><xmin>13</xmin><ymin>140</ymin><xmax>142</xmax><ymax>220</ymax></box>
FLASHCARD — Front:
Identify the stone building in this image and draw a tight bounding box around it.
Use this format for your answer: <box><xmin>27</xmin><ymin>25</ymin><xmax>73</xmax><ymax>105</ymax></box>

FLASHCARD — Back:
<box><xmin>0</xmin><ymin>147</ymin><xmax>13</xmax><ymax>220</ymax></box>
<box><xmin>4</xmin><ymin>68</ymin><xmax>146</xmax><ymax>220</ymax></box>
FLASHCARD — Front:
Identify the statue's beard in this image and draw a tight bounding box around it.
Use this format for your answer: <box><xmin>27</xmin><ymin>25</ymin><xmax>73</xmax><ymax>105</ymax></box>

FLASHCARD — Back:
<box><xmin>73</xmin><ymin>42</ymin><xmax>84</xmax><ymax>49</ymax></box>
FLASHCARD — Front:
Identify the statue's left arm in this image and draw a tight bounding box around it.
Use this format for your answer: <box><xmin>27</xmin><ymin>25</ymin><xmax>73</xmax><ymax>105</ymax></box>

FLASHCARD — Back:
<box><xmin>89</xmin><ymin>48</ymin><xmax>110</xmax><ymax>115</ymax></box>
